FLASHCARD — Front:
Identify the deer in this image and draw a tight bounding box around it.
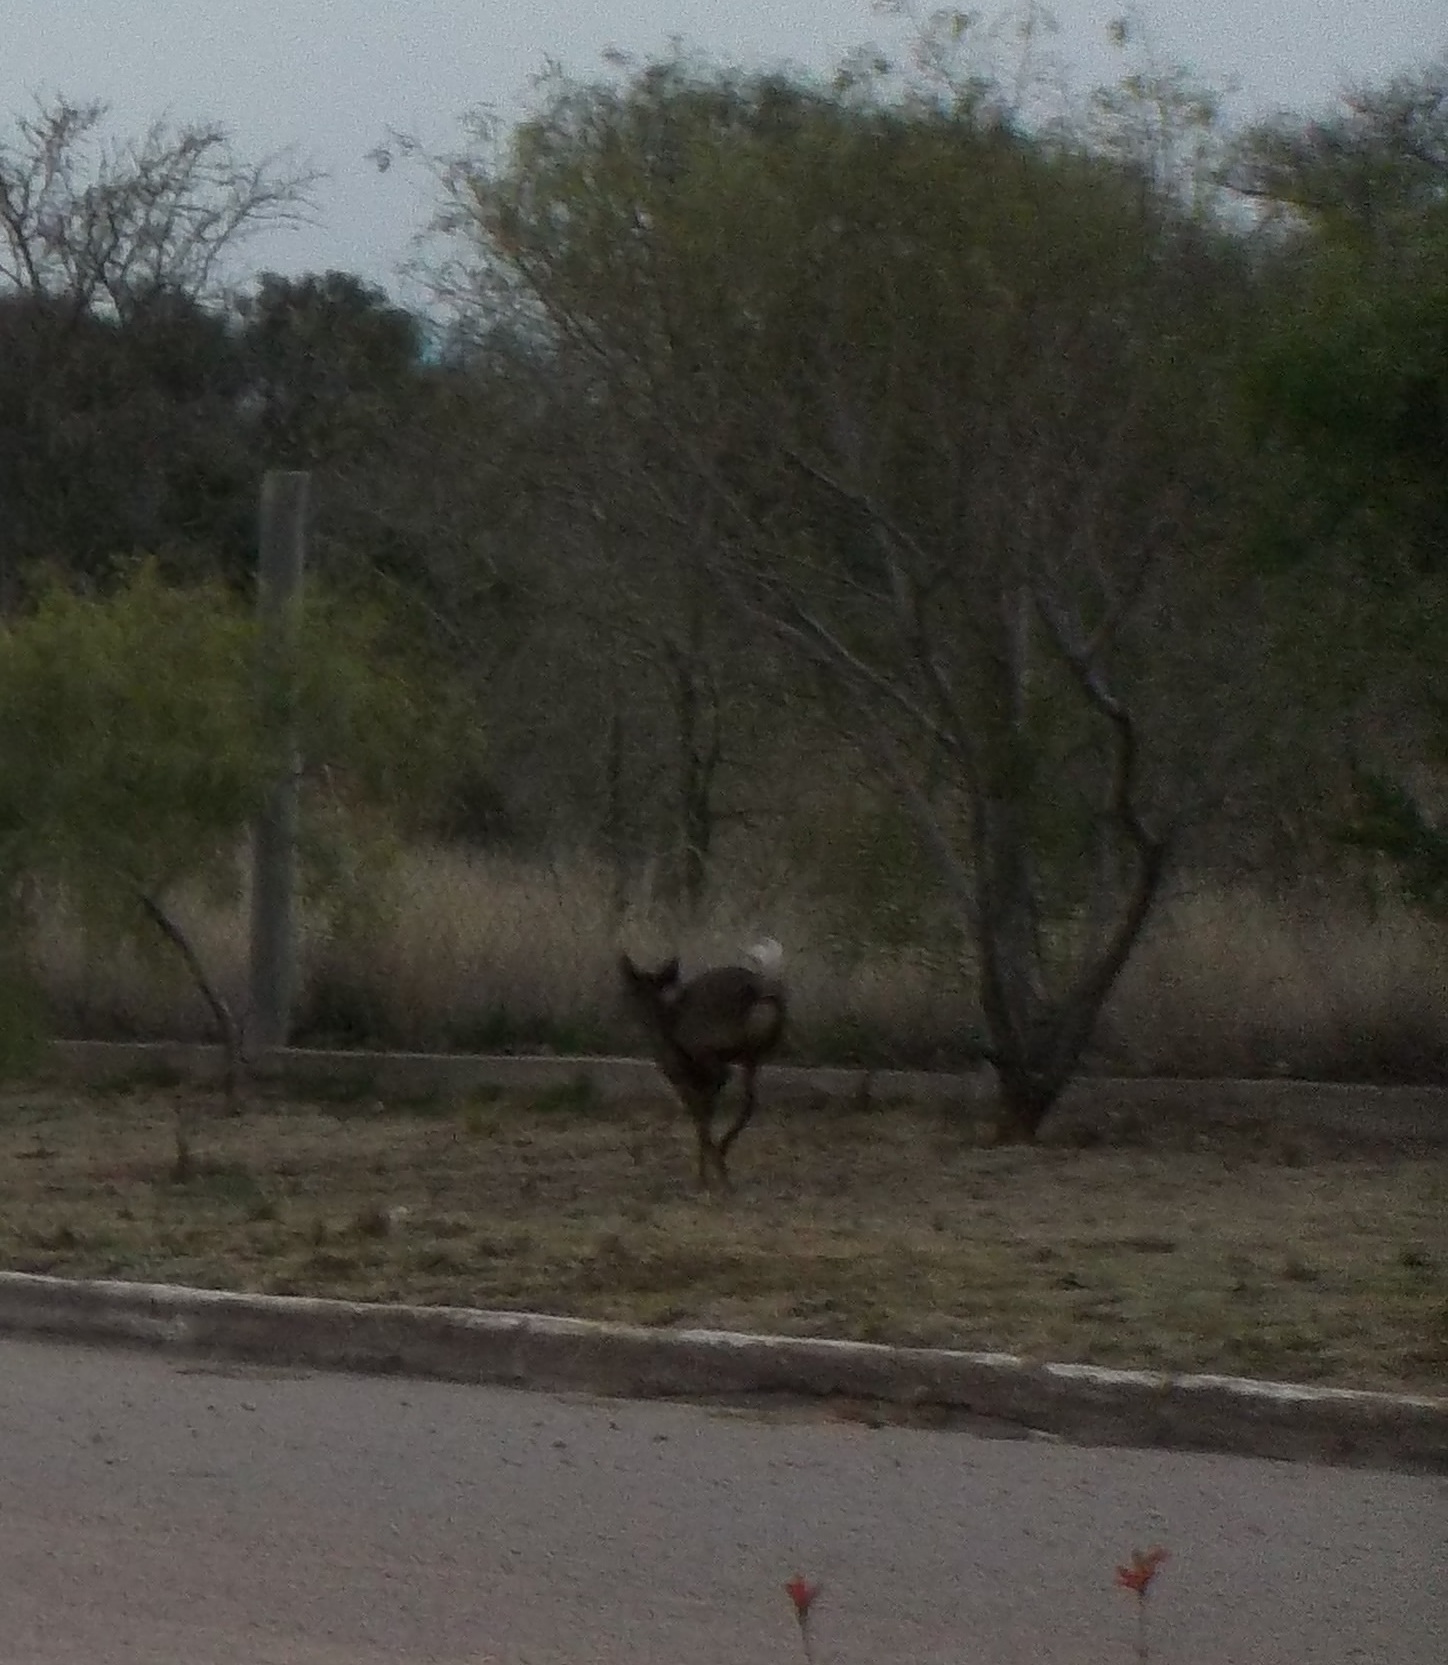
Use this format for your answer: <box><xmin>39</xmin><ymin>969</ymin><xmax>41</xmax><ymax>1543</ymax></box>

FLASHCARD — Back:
<box><xmin>618</xmin><ymin>938</ymin><xmax>787</xmax><ymax>1192</ymax></box>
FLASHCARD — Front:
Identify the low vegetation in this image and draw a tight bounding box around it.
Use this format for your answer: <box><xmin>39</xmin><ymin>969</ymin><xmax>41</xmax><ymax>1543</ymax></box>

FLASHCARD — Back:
<box><xmin>1</xmin><ymin>1084</ymin><xmax>1441</xmax><ymax>1394</ymax></box>
<box><xmin>30</xmin><ymin>848</ymin><xmax>1448</xmax><ymax>1083</ymax></box>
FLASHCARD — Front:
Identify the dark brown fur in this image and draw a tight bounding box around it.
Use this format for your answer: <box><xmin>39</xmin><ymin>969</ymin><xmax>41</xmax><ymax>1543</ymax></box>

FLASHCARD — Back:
<box><xmin>618</xmin><ymin>952</ymin><xmax>787</xmax><ymax>1190</ymax></box>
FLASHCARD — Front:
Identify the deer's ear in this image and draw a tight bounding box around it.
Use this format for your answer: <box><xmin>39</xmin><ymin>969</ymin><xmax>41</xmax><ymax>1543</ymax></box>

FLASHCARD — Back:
<box><xmin>618</xmin><ymin>952</ymin><xmax>641</xmax><ymax>982</ymax></box>
<box><xmin>658</xmin><ymin>956</ymin><xmax>681</xmax><ymax>985</ymax></box>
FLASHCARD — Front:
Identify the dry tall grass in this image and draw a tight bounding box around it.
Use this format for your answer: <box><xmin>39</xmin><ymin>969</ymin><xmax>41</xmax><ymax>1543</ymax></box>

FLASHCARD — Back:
<box><xmin>28</xmin><ymin>846</ymin><xmax>1448</xmax><ymax>1079</ymax></box>
<box><xmin>1103</xmin><ymin>886</ymin><xmax>1448</xmax><ymax>1080</ymax></box>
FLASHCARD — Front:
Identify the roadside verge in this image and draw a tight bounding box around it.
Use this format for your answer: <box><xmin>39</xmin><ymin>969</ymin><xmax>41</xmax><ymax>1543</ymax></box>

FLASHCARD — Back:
<box><xmin>0</xmin><ymin>1269</ymin><xmax>1442</xmax><ymax>1476</ymax></box>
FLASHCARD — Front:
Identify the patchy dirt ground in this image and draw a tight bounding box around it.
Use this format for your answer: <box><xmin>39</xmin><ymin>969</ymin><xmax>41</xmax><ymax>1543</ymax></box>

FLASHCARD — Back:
<box><xmin>0</xmin><ymin>1080</ymin><xmax>1442</xmax><ymax>1394</ymax></box>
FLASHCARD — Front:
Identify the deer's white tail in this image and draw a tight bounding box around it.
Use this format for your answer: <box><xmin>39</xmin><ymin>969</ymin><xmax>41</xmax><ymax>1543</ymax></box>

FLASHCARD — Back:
<box><xmin>744</xmin><ymin>937</ymin><xmax>784</xmax><ymax>974</ymax></box>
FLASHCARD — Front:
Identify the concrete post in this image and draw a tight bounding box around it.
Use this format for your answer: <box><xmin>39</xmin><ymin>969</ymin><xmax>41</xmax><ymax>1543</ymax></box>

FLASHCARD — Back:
<box><xmin>247</xmin><ymin>470</ymin><xmax>310</xmax><ymax>1050</ymax></box>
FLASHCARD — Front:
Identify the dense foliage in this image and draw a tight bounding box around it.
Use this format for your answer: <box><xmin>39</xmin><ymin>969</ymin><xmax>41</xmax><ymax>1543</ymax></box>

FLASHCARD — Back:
<box><xmin>1</xmin><ymin>34</ymin><xmax>1443</xmax><ymax>1127</ymax></box>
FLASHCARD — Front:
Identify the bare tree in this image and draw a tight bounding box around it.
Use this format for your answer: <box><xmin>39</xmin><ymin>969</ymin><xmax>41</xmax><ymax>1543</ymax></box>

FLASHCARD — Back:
<box><xmin>0</xmin><ymin>96</ymin><xmax>319</xmax><ymax>315</ymax></box>
<box><xmin>410</xmin><ymin>55</ymin><xmax>1277</xmax><ymax>1135</ymax></box>
<box><xmin>697</xmin><ymin>322</ymin><xmax>1245</xmax><ymax>1140</ymax></box>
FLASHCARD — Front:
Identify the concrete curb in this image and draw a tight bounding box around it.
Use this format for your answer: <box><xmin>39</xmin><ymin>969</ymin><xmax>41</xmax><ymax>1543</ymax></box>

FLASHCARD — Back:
<box><xmin>0</xmin><ymin>1271</ymin><xmax>1442</xmax><ymax>1477</ymax></box>
<box><xmin>40</xmin><ymin>1038</ymin><xmax>984</xmax><ymax>1108</ymax></box>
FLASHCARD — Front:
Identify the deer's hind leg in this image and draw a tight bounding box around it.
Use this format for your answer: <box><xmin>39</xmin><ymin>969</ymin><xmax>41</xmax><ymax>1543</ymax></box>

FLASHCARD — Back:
<box><xmin>671</xmin><ymin>1061</ymin><xmax>727</xmax><ymax>1193</ymax></box>
<box><xmin>693</xmin><ymin>1112</ymin><xmax>715</xmax><ymax>1191</ymax></box>
<box><xmin>714</xmin><ymin>1061</ymin><xmax>760</xmax><ymax>1189</ymax></box>
<box><xmin>708</xmin><ymin>1134</ymin><xmax>734</xmax><ymax>1193</ymax></box>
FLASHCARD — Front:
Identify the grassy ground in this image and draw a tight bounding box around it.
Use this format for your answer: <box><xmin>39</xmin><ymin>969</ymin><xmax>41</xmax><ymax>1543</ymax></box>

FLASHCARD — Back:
<box><xmin>1</xmin><ymin>1082</ymin><xmax>1442</xmax><ymax>1396</ymax></box>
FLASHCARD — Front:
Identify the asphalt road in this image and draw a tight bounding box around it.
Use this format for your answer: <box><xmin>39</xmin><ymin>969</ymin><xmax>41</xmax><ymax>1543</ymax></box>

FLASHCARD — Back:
<box><xmin>0</xmin><ymin>1338</ymin><xmax>1442</xmax><ymax>1664</ymax></box>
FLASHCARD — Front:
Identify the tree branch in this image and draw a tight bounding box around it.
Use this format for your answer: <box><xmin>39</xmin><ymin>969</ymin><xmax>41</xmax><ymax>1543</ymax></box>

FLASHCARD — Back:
<box><xmin>135</xmin><ymin>889</ymin><xmax>241</xmax><ymax>1110</ymax></box>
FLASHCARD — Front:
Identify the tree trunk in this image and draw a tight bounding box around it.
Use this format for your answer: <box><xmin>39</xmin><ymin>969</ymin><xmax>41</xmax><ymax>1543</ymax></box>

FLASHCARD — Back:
<box><xmin>976</xmin><ymin>812</ymin><xmax>1169</xmax><ymax>1144</ymax></box>
<box><xmin>602</xmin><ymin>696</ymin><xmax>630</xmax><ymax>921</ymax></box>
<box><xmin>672</xmin><ymin>602</ymin><xmax>722</xmax><ymax>919</ymax></box>
<box><xmin>137</xmin><ymin>890</ymin><xmax>241</xmax><ymax>1114</ymax></box>
<box><xmin>990</xmin><ymin>1067</ymin><xmax>1061</xmax><ymax>1144</ymax></box>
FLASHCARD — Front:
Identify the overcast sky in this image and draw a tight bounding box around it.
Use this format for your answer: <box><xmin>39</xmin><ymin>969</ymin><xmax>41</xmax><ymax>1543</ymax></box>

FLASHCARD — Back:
<box><xmin>4</xmin><ymin>1</ymin><xmax>1443</xmax><ymax>297</ymax></box>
